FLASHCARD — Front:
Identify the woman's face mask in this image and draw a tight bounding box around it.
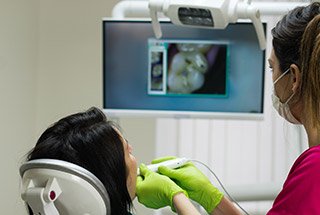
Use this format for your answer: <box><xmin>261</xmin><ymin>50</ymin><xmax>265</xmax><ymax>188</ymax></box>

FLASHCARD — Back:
<box><xmin>271</xmin><ymin>69</ymin><xmax>301</xmax><ymax>124</ymax></box>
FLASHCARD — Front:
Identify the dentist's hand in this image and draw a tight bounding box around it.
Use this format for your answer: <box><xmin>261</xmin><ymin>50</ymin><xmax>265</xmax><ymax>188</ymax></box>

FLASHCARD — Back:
<box><xmin>136</xmin><ymin>163</ymin><xmax>188</xmax><ymax>211</ymax></box>
<box><xmin>153</xmin><ymin>156</ymin><xmax>224</xmax><ymax>214</ymax></box>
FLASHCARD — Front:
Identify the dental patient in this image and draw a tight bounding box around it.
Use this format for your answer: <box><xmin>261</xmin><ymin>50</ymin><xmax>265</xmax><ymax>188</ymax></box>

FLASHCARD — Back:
<box><xmin>24</xmin><ymin>107</ymin><xmax>204</xmax><ymax>215</ymax></box>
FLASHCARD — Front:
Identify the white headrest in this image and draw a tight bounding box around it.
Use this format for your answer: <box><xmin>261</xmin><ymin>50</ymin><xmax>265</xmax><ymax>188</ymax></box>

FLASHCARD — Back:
<box><xmin>20</xmin><ymin>159</ymin><xmax>111</xmax><ymax>215</ymax></box>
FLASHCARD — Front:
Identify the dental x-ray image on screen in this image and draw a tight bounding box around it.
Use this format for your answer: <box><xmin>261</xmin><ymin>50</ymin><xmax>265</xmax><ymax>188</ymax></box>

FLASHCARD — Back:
<box><xmin>103</xmin><ymin>20</ymin><xmax>266</xmax><ymax>119</ymax></box>
<box><xmin>148</xmin><ymin>39</ymin><xmax>228</xmax><ymax>97</ymax></box>
<box><xmin>149</xmin><ymin>46</ymin><xmax>166</xmax><ymax>94</ymax></box>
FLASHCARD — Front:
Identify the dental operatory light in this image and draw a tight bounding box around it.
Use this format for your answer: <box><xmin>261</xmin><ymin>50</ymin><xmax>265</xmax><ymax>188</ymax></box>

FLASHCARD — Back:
<box><xmin>149</xmin><ymin>0</ymin><xmax>266</xmax><ymax>50</ymax></box>
<box><xmin>20</xmin><ymin>159</ymin><xmax>111</xmax><ymax>215</ymax></box>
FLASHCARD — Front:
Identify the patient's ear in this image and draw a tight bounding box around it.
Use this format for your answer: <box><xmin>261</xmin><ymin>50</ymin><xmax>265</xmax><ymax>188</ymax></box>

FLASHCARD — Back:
<box><xmin>289</xmin><ymin>64</ymin><xmax>302</xmax><ymax>94</ymax></box>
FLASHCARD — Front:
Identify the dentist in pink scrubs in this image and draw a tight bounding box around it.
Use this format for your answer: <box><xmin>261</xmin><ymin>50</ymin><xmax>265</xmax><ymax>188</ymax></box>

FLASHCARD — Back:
<box><xmin>137</xmin><ymin>2</ymin><xmax>320</xmax><ymax>215</ymax></box>
<box><xmin>266</xmin><ymin>2</ymin><xmax>320</xmax><ymax>214</ymax></box>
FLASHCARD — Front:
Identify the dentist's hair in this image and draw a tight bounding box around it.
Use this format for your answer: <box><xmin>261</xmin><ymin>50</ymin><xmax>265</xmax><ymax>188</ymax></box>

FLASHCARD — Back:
<box><xmin>271</xmin><ymin>2</ymin><xmax>320</xmax><ymax>72</ymax></box>
<box><xmin>26</xmin><ymin>107</ymin><xmax>132</xmax><ymax>215</ymax></box>
<box><xmin>299</xmin><ymin>15</ymin><xmax>320</xmax><ymax>130</ymax></box>
<box><xmin>272</xmin><ymin>2</ymin><xmax>320</xmax><ymax>130</ymax></box>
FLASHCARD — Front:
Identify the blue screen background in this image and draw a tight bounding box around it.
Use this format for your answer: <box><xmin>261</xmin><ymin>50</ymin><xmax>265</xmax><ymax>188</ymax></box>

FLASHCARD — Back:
<box><xmin>103</xmin><ymin>21</ymin><xmax>265</xmax><ymax>114</ymax></box>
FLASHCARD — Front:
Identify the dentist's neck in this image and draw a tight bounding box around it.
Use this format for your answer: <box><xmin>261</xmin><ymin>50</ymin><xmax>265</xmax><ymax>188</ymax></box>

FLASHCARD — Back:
<box><xmin>303</xmin><ymin>123</ymin><xmax>320</xmax><ymax>148</ymax></box>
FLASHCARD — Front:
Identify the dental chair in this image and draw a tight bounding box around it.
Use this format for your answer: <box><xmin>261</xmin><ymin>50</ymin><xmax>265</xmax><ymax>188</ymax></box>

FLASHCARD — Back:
<box><xmin>19</xmin><ymin>159</ymin><xmax>111</xmax><ymax>215</ymax></box>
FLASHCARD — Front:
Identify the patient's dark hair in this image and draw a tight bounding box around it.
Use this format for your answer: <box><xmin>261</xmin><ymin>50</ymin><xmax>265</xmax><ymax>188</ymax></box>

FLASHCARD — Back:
<box><xmin>26</xmin><ymin>107</ymin><xmax>132</xmax><ymax>215</ymax></box>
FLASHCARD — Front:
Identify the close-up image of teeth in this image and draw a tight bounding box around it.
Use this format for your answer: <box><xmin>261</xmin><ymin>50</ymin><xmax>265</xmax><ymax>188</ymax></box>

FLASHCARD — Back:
<box><xmin>150</xmin><ymin>51</ymin><xmax>164</xmax><ymax>91</ymax></box>
<box><xmin>168</xmin><ymin>47</ymin><xmax>208</xmax><ymax>93</ymax></box>
<box><xmin>151</xmin><ymin>51</ymin><xmax>161</xmax><ymax>64</ymax></box>
<box><xmin>167</xmin><ymin>43</ymin><xmax>227</xmax><ymax>95</ymax></box>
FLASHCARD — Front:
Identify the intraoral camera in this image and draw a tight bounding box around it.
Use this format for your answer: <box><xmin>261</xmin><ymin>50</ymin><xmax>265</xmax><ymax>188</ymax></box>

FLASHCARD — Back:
<box><xmin>20</xmin><ymin>159</ymin><xmax>111</xmax><ymax>215</ymax></box>
<box><xmin>149</xmin><ymin>0</ymin><xmax>266</xmax><ymax>50</ymax></box>
<box><xmin>137</xmin><ymin>157</ymin><xmax>189</xmax><ymax>175</ymax></box>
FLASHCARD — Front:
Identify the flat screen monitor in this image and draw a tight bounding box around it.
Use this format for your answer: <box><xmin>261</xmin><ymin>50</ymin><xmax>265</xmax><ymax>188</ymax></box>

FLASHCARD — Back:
<box><xmin>103</xmin><ymin>19</ymin><xmax>266</xmax><ymax>119</ymax></box>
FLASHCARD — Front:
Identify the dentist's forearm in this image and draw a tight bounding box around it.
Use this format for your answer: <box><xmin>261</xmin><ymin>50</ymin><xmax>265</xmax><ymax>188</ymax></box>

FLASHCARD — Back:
<box><xmin>173</xmin><ymin>193</ymin><xmax>201</xmax><ymax>215</ymax></box>
<box><xmin>211</xmin><ymin>197</ymin><xmax>243</xmax><ymax>215</ymax></box>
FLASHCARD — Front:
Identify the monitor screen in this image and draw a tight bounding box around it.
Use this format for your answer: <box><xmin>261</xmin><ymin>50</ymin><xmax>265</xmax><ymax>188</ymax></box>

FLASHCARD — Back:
<box><xmin>103</xmin><ymin>19</ymin><xmax>265</xmax><ymax>119</ymax></box>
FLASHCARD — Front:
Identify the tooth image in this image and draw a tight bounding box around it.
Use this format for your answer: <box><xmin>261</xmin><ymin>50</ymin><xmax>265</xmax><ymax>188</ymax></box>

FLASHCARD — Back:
<box><xmin>168</xmin><ymin>53</ymin><xmax>188</xmax><ymax>93</ymax></box>
<box><xmin>170</xmin><ymin>53</ymin><xmax>185</xmax><ymax>74</ymax></box>
<box><xmin>168</xmin><ymin>46</ymin><xmax>209</xmax><ymax>94</ymax></box>
<box><xmin>151</xmin><ymin>52</ymin><xmax>161</xmax><ymax>63</ymax></box>
<box><xmin>177</xmin><ymin>43</ymin><xmax>212</xmax><ymax>53</ymax></box>
<box><xmin>152</xmin><ymin>64</ymin><xmax>163</xmax><ymax>77</ymax></box>
<box><xmin>177</xmin><ymin>43</ymin><xmax>197</xmax><ymax>52</ymax></box>
<box><xmin>184</xmin><ymin>52</ymin><xmax>208</xmax><ymax>74</ymax></box>
<box><xmin>187</xmin><ymin>70</ymin><xmax>205</xmax><ymax>92</ymax></box>
<box><xmin>195</xmin><ymin>44</ymin><xmax>212</xmax><ymax>53</ymax></box>
<box><xmin>168</xmin><ymin>71</ymin><xmax>190</xmax><ymax>93</ymax></box>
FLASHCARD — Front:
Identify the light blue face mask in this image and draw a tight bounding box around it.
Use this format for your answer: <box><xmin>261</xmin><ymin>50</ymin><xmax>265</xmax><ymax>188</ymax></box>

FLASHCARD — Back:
<box><xmin>271</xmin><ymin>69</ymin><xmax>301</xmax><ymax>124</ymax></box>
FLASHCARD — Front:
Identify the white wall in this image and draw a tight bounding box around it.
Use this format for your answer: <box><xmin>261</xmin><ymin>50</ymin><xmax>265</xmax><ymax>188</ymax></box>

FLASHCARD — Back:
<box><xmin>0</xmin><ymin>0</ymin><xmax>39</xmax><ymax>213</ymax></box>
<box><xmin>35</xmin><ymin>0</ymin><xmax>117</xmax><ymax>131</ymax></box>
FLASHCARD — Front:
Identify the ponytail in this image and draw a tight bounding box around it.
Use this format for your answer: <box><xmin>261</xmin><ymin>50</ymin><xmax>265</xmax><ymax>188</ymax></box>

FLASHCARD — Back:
<box><xmin>300</xmin><ymin>14</ymin><xmax>320</xmax><ymax>130</ymax></box>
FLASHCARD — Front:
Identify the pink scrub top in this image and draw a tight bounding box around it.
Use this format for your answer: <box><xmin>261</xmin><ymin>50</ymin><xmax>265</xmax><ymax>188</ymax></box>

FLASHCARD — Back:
<box><xmin>267</xmin><ymin>144</ymin><xmax>320</xmax><ymax>215</ymax></box>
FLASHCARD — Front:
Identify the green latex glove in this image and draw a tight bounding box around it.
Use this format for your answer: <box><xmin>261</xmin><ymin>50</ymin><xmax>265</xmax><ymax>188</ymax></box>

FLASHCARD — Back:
<box><xmin>136</xmin><ymin>163</ymin><xmax>188</xmax><ymax>211</ymax></box>
<box><xmin>153</xmin><ymin>156</ymin><xmax>224</xmax><ymax>214</ymax></box>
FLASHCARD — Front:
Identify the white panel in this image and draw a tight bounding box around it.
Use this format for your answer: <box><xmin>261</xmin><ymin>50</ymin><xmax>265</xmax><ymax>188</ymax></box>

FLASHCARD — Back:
<box><xmin>300</xmin><ymin>127</ymin><xmax>309</xmax><ymax>151</ymax></box>
<box><xmin>209</xmin><ymin>120</ymin><xmax>227</xmax><ymax>182</ymax></box>
<box><xmin>224</xmin><ymin>120</ymin><xmax>242</xmax><ymax>185</ymax></box>
<box><xmin>193</xmin><ymin>119</ymin><xmax>211</xmax><ymax>179</ymax></box>
<box><xmin>177</xmin><ymin>119</ymin><xmax>194</xmax><ymax>157</ymax></box>
<box><xmin>224</xmin><ymin>120</ymin><xmax>259</xmax><ymax>185</ymax></box>
<box><xmin>272</xmin><ymin>114</ymin><xmax>289</xmax><ymax>182</ymax></box>
<box><xmin>257</xmin><ymin>117</ymin><xmax>273</xmax><ymax>183</ymax></box>
<box><xmin>286</xmin><ymin>125</ymin><xmax>303</xmax><ymax>168</ymax></box>
<box><xmin>227</xmin><ymin>120</ymin><xmax>259</xmax><ymax>211</ymax></box>
<box><xmin>155</xmin><ymin>118</ymin><xmax>178</xmax><ymax>157</ymax></box>
<box><xmin>193</xmin><ymin>119</ymin><xmax>210</xmax><ymax>162</ymax></box>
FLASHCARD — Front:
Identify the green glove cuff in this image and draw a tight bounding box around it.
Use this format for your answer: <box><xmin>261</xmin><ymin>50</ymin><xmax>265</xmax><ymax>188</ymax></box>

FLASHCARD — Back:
<box><xmin>202</xmin><ymin>184</ymin><xmax>224</xmax><ymax>214</ymax></box>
